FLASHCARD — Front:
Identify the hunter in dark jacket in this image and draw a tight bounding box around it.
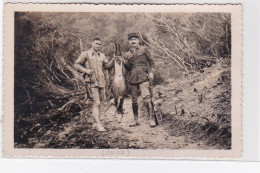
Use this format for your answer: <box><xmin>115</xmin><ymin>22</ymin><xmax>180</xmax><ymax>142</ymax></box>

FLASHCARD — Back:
<box><xmin>117</xmin><ymin>33</ymin><xmax>157</xmax><ymax>127</ymax></box>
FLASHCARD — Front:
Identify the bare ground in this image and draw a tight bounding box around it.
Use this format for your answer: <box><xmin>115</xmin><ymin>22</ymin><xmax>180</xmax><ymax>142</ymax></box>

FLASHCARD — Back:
<box><xmin>18</xmin><ymin>97</ymin><xmax>216</xmax><ymax>149</ymax></box>
<box><xmin>101</xmin><ymin>98</ymin><xmax>216</xmax><ymax>149</ymax></box>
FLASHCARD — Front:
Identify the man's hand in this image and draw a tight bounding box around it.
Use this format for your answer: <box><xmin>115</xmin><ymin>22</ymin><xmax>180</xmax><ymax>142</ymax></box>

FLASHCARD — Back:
<box><xmin>85</xmin><ymin>69</ymin><xmax>94</xmax><ymax>75</ymax></box>
<box><xmin>148</xmin><ymin>72</ymin><xmax>154</xmax><ymax>81</ymax></box>
<box><xmin>114</xmin><ymin>56</ymin><xmax>125</xmax><ymax>64</ymax></box>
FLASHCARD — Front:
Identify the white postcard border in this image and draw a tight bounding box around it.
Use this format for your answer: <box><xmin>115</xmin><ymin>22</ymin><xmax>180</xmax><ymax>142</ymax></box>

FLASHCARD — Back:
<box><xmin>3</xmin><ymin>3</ymin><xmax>242</xmax><ymax>159</ymax></box>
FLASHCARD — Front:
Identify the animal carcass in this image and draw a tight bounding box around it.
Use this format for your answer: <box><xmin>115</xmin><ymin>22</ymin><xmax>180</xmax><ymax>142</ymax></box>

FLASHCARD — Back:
<box><xmin>105</xmin><ymin>43</ymin><xmax>126</xmax><ymax>122</ymax></box>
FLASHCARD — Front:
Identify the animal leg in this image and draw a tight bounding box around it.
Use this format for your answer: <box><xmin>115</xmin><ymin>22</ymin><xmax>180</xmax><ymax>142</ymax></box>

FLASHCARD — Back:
<box><xmin>104</xmin><ymin>98</ymin><xmax>115</xmax><ymax>114</ymax></box>
<box><xmin>116</xmin><ymin>97</ymin><xmax>124</xmax><ymax>123</ymax></box>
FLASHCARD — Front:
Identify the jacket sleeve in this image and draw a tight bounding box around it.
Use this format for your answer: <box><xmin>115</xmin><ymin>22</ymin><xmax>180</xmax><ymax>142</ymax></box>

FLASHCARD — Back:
<box><xmin>145</xmin><ymin>48</ymin><xmax>155</xmax><ymax>73</ymax></box>
<box><xmin>74</xmin><ymin>51</ymin><xmax>88</xmax><ymax>73</ymax></box>
<box><xmin>123</xmin><ymin>53</ymin><xmax>132</xmax><ymax>71</ymax></box>
<box><xmin>103</xmin><ymin>55</ymin><xmax>114</xmax><ymax>70</ymax></box>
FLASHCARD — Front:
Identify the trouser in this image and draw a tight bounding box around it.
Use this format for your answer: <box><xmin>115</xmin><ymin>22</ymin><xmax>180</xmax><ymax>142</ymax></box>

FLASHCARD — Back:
<box><xmin>128</xmin><ymin>81</ymin><xmax>152</xmax><ymax>118</ymax></box>
<box><xmin>90</xmin><ymin>86</ymin><xmax>105</xmax><ymax>107</ymax></box>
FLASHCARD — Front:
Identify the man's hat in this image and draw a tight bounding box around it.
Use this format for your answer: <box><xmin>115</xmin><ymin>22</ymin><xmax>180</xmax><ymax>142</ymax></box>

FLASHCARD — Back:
<box><xmin>93</xmin><ymin>36</ymin><xmax>101</xmax><ymax>41</ymax></box>
<box><xmin>128</xmin><ymin>33</ymin><xmax>139</xmax><ymax>40</ymax></box>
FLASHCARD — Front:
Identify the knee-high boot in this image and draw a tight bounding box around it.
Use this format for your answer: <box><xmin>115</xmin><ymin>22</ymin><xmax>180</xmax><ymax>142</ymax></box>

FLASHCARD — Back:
<box><xmin>146</xmin><ymin>102</ymin><xmax>156</xmax><ymax>127</ymax></box>
<box><xmin>129</xmin><ymin>102</ymin><xmax>139</xmax><ymax>127</ymax></box>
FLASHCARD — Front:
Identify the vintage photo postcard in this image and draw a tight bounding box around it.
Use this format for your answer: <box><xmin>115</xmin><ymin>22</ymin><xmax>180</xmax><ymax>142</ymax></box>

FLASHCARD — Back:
<box><xmin>3</xmin><ymin>3</ymin><xmax>242</xmax><ymax>158</ymax></box>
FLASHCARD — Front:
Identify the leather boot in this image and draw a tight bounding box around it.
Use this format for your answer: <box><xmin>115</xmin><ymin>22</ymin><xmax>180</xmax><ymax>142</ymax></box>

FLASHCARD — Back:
<box><xmin>129</xmin><ymin>103</ymin><xmax>139</xmax><ymax>127</ymax></box>
<box><xmin>129</xmin><ymin>116</ymin><xmax>139</xmax><ymax>127</ymax></box>
<box><xmin>146</xmin><ymin>102</ymin><xmax>156</xmax><ymax>127</ymax></box>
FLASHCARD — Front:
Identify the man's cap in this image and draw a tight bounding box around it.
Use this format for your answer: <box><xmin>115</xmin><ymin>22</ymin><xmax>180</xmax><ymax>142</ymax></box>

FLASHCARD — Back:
<box><xmin>93</xmin><ymin>36</ymin><xmax>101</xmax><ymax>41</ymax></box>
<box><xmin>128</xmin><ymin>33</ymin><xmax>139</xmax><ymax>40</ymax></box>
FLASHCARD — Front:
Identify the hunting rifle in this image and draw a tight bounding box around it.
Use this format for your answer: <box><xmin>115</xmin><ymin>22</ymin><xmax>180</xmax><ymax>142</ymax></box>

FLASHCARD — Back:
<box><xmin>149</xmin><ymin>79</ymin><xmax>161</xmax><ymax>125</ymax></box>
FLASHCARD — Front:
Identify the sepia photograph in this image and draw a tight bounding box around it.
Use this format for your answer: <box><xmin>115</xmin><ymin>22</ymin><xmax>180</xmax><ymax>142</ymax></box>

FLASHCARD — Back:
<box><xmin>3</xmin><ymin>4</ymin><xmax>242</xmax><ymax>158</ymax></box>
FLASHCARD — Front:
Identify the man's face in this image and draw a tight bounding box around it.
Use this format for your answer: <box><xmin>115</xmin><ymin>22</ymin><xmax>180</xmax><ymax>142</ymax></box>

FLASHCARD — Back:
<box><xmin>128</xmin><ymin>37</ymin><xmax>139</xmax><ymax>48</ymax></box>
<box><xmin>92</xmin><ymin>40</ymin><xmax>102</xmax><ymax>52</ymax></box>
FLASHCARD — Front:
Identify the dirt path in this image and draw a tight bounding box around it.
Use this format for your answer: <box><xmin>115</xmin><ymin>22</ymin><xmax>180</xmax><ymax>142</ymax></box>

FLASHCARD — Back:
<box><xmin>100</xmin><ymin>98</ymin><xmax>214</xmax><ymax>149</ymax></box>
